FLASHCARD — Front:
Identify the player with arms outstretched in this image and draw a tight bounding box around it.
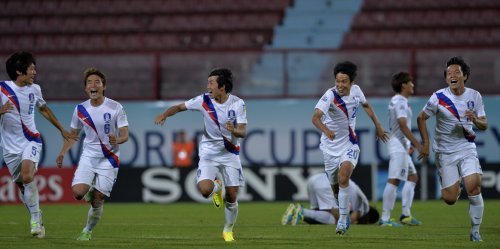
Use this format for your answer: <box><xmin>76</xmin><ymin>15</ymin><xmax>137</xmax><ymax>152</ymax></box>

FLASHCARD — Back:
<box><xmin>154</xmin><ymin>68</ymin><xmax>247</xmax><ymax>242</ymax></box>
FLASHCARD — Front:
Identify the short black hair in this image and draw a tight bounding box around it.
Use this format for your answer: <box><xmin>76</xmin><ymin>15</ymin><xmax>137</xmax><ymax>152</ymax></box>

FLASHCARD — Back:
<box><xmin>444</xmin><ymin>56</ymin><xmax>470</xmax><ymax>83</ymax></box>
<box><xmin>208</xmin><ymin>68</ymin><xmax>233</xmax><ymax>93</ymax></box>
<box><xmin>83</xmin><ymin>67</ymin><xmax>107</xmax><ymax>87</ymax></box>
<box><xmin>357</xmin><ymin>206</ymin><xmax>380</xmax><ymax>224</ymax></box>
<box><xmin>5</xmin><ymin>51</ymin><xmax>36</xmax><ymax>81</ymax></box>
<box><xmin>333</xmin><ymin>61</ymin><xmax>357</xmax><ymax>82</ymax></box>
<box><xmin>391</xmin><ymin>72</ymin><xmax>412</xmax><ymax>93</ymax></box>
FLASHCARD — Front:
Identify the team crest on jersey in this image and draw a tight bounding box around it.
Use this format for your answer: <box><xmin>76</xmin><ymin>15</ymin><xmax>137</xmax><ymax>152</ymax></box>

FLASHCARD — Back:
<box><xmin>467</xmin><ymin>100</ymin><xmax>474</xmax><ymax>110</ymax></box>
<box><xmin>353</xmin><ymin>96</ymin><xmax>360</xmax><ymax>105</ymax></box>
<box><xmin>228</xmin><ymin>110</ymin><xmax>236</xmax><ymax>120</ymax></box>
<box><xmin>29</xmin><ymin>93</ymin><xmax>35</xmax><ymax>103</ymax></box>
<box><xmin>103</xmin><ymin>112</ymin><xmax>111</xmax><ymax>122</ymax></box>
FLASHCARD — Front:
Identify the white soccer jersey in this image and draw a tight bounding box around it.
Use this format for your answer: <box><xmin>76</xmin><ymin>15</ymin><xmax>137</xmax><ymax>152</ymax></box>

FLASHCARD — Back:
<box><xmin>388</xmin><ymin>94</ymin><xmax>411</xmax><ymax>153</ymax></box>
<box><xmin>314</xmin><ymin>85</ymin><xmax>366</xmax><ymax>156</ymax></box>
<box><xmin>422</xmin><ymin>87</ymin><xmax>485</xmax><ymax>153</ymax></box>
<box><xmin>185</xmin><ymin>93</ymin><xmax>247</xmax><ymax>162</ymax></box>
<box><xmin>308</xmin><ymin>173</ymin><xmax>369</xmax><ymax>216</ymax></box>
<box><xmin>0</xmin><ymin>81</ymin><xmax>46</xmax><ymax>154</ymax></box>
<box><xmin>70</xmin><ymin>97</ymin><xmax>128</xmax><ymax>167</ymax></box>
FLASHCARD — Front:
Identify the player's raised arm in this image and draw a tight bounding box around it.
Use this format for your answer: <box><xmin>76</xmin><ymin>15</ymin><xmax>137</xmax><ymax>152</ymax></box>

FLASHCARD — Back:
<box><xmin>154</xmin><ymin>103</ymin><xmax>187</xmax><ymax>126</ymax></box>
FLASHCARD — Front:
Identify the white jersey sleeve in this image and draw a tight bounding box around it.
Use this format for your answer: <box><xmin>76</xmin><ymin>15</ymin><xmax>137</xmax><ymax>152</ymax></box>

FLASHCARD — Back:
<box><xmin>33</xmin><ymin>84</ymin><xmax>46</xmax><ymax>108</ymax></box>
<box><xmin>388</xmin><ymin>95</ymin><xmax>411</xmax><ymax>153</ymax></box>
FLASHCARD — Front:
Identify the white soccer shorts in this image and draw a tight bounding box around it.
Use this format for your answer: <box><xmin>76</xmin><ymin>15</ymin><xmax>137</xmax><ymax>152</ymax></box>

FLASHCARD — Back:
<box><xmin>72</xmin><ymin>155</ymin><xmax>118</xmax><ymax>197</ymax></box>
<box><xmin>323</xmin><ymin>144</ymin><xmax>360</xmax><ymax>186</ymax></box>
<box><xmin>4</xmin><ymin>141</ymin><xmax>42</xmax><ymax>182</ymax></box>
<box><xmin>435</xmin><ymin>150</ymin><xmax>482</xmax><ymax>189</ymax></box>
<box><xmin>196</xmin><ymin>158</ymin><xmax>245</xmax><ymax>187</ymax></box>
<box><xmin>388</xmin><ymin>153</ymin><xmax>417</xmax><ymax>181</ymax></box>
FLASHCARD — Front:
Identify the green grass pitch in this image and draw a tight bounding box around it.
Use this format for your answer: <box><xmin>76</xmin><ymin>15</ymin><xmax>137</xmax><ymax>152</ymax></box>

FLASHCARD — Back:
<box><xmin>1</xmin><ymin>200</ymin><xmax>499</xmax><ymax>248</ymax></box>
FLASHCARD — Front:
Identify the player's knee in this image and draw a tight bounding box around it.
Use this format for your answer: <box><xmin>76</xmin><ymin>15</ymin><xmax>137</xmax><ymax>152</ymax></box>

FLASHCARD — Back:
<box><xmin>466</xmin><ymin>187</ymin><xmax>481</xmax><ymax>196</ymax></box>
<box><xmin>442</xmin><ymin>195</ymin><xmax>458</xmax><ymax>205</ymax></box>
<box><xmin>21</xmin><ymin>174</ymin><xmax>34</xmax><ymax>184</ymax></box>
<box><xmin>72</xmin><ymin>189</ymin><xmax>86</xmax><ymax>200</ymax></box>
<box><xmin>73</xmin><ymin>193</ymin><xmax>85</xmax><ymax>200</ymax></box>
<box><xmin>197</xmin><ymin>185</ymin><xmax>212</xmax><ymax>198</ymax></box>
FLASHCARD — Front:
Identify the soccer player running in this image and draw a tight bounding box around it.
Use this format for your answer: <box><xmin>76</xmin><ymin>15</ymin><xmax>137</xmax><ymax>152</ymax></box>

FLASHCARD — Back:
<box><xmin>380</xmin><ymin>72</ymin><xmax>424</xmax><ymax>227</ymax></box>
<box><xmin>417</xmin><ymin>57</ymin><xmax>487</xmax><ymax>242</ymax></box>
<box><xmin>0</xmin><ymin>51</ymin><xmax>74</xmax><ymax>238</ymax></box>
<box><xmin>312</xmin><ymin>61</ymin><xmax>388</xmax><ymax>235</ymax></box>
<box><xmin>282</xmin><ymin>173</ymin><xmax>380</xmax><ymax>226</ymax></box>
<box><xmin>56</xmin><ymin>67</ymin><xmax>129</xmax><ymax>240</ymax></box>
<box><xmin>154</xmin><ymin>68</ymin><xmax>247</xmax><ymax>242</ymax></box>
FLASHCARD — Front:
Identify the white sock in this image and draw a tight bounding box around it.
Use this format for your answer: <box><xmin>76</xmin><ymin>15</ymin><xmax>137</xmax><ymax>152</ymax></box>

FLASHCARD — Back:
<box><xmin>382</xmin><ymin>183</ymin><xmax>398</xmax><ymax>221</ymax></box>
<box><xmin>224</xmin><ymin>201</ymin><xmax>238</xmax><ymax>232</ymax></box>
<box><xmin>338</xmin><ymin>186</ymin><xmax>349</xmax><ymax>224</ymax></box>
<box><xmin>208</xmin><ymin>180</ymin><xmax>220</xmax><ymax>198</ymax></box>
<box><xmin>85</xmin><ymin>205</ymin><xmax>103</xmax><ymax>232</ymax></box>
<box><xmin>302</xmin><ymin>209</ymin><xmax>336</xmax><ymax>224</ymax></box>
<box><xmin>468</xmin><ymin>194</ymin><xmax>484</xmax><ymax>234</ymax></box>
<box><xmin>23</xmin><ymin>181</ymin><xmax>40</xmax><ymax>222</ymax></box>
<box><xmin>402</xmin><ymin>181</ymin><xmax>416</xmax><ymax>217</ymax></box>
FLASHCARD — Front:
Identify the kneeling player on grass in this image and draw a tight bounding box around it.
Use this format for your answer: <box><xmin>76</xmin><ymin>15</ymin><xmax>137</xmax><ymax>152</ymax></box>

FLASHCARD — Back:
<box><xmin>154</xmin><ymin>68</ymin><xmax>247</xmax><ymax>242</ymax></box>
<box><xmin>282</xmin><ymin>173</ymin><xmax>379</xmax><ymax>226</ymax></box>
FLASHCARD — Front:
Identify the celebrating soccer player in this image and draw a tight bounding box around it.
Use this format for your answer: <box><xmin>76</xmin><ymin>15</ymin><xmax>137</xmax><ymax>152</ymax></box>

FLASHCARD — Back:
<box><xmin>417</xmin><ymin>56</ymin><xmax>487</xmax><ymax>242</ymax></box>
<box><xmin>1</xmin><ymin>51</ymin><xmax>74</xmax><ymax>238</ymax></box>
<box><xmin>56</xmin><ymin>67</ymin><xmax>129</xmax><ymax>240</ymax></box>
<box><xmin>154</xmin><ymin>68</ymin><xmax>247</xmax><ymax>242</ymax></box>
<box><xmin>312</xmin><ymin>61</ymin><xmax>388</xmax><ymax>235</ymax></box>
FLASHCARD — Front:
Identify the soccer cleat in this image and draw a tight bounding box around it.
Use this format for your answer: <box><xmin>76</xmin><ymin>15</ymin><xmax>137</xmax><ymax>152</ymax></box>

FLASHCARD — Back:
<box><xmin>281</xmin><ymin>203</ymin><xmax>296</xmax><ymax>225</ymax></box>
<box><xmin>30</xmin><ymin>220</ymin><xmax>42</xmax><ymax>236</ymax></box>
<box><xmin>83</xmin><ymin>188</ymin><xmax>94</xmax><ymax>203</ymax></box>
<box><xmin>222</xmin><ymin>231</ymin><xmax>235</xmax><ymax>242</ymax></box>
<box><xmin>291</xmin><ymin>204</ymin><xmax>303</xmax><ymax>226</ymax></box>
<box><xmin>335</xmin><ymin>221</ymin><xmax>348</xmax><ymax>235</ymax></box>
<box><xmin>36</xmin><ymin>212</ymin><xmax>45</xmax><ymax>238</ymax></box>
<box><xmin>77</xmin><ymin>229</ymin><xmax>92</xmax><ymax>241</ymax></box>
<box><xmin>212</xmin><ymin>179</ymin><xmax>223</xmax><ymax>209</ymax></box>
<box><xmin>470</xmin><ymin>231</ymin><xmax>483</xmax><ymax>242</ymax></box>
<box><xmin>379</xmin><ymin>218</ymin><xmax>403</xmax><ymax>227</ymax></box>
<box><xmin>400</xmin><ymin>215</ymin><xmax>422</xmax><ymax>226</ymax></box>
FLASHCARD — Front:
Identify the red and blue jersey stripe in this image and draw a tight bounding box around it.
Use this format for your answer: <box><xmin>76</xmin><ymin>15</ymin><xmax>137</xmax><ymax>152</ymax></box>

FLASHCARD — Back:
<box><xmin>77</xmin><ymin>104</ymin><xmax>120</xmax><ymax>168</ymax></box>
<box><xmin>332</xmin><ymin>90</ymin><xmax>358</xmax><ymax>145</ymax></box>
<box><xmin>0</xmin><ymin>81</ymin><xmax>42</xmax><ymax>143</ymax></box>
<box><xmin>202</xmin><ymin>94</ymin><xmax>240</xmax><ymax>155</ymax></box>
<box><xmin>436</xmin><ymin>92</ymin><xmax>475</xmax><ymax>142</ymax></box>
